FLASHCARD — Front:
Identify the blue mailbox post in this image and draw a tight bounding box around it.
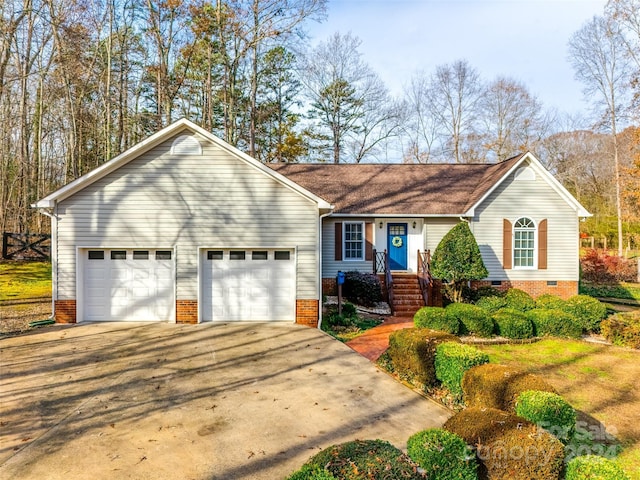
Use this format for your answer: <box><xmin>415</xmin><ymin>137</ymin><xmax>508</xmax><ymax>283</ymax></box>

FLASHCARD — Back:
<box><xmin>337</xmin><ymin>271</ymin><xmax>345</xmax><ymax>315</ymax></box>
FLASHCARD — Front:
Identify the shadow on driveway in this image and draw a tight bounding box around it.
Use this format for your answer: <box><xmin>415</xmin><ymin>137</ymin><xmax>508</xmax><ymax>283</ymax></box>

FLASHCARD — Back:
<box><xmin>0</xmin><ymin>322</ymin><xmax>451</xmax><ymax>479</ymax></box>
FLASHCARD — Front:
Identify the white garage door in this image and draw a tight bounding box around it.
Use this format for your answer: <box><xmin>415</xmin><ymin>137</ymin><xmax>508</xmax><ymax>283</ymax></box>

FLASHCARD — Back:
<box><xmin>201</xmin><ymin>249</ymin><xmax>296</xmax><ymax>321</ymax></box>
<box><xmin>82</xmin><ymin>249</ymin><xmax>174</xmax><ymax>321</ymax></box>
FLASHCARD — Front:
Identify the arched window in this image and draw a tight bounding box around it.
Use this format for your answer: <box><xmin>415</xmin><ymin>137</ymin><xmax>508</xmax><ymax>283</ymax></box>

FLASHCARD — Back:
<box><xmin>514</xmin><ymin>217</ymin><xmax>536</xmax><ymax>268</ymax></box>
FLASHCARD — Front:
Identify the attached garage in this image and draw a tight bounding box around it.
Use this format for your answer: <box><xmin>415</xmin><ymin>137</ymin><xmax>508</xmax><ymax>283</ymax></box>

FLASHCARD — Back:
<box><xmin>81</xmin><ymin>248</ymin><xmax>175</xmax><ymax>322</ymax></box>
<box><xmin>200</xmin><ymin>249</ymin><xmax>296</xmax><ymax>322</ymax></box>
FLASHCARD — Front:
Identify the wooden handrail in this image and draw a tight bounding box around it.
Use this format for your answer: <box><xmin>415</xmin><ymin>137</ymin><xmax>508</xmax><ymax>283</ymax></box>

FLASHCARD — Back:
<box><xmin>417</xmin><ymin>249</ymin><xmax>432</xmax><ymax>306</ymax></box>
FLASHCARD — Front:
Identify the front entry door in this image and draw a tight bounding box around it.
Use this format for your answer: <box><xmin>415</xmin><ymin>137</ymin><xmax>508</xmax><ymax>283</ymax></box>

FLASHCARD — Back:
<box><xmin>387</xmin><ymin>223</ymin><xmax>408</xmax><ymax>270</ymax></box>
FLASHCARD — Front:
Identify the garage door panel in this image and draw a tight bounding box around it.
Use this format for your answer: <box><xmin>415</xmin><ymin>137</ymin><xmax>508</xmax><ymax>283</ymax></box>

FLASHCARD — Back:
<box><xmin>202</xmin><ymin>249</ymin><xmax>295</xmax><ymax>322</ymax></box>
<box><xmin>82</xmin><ymin>249</ymin><xmax>174</xmax><ymax>322</ymax></box>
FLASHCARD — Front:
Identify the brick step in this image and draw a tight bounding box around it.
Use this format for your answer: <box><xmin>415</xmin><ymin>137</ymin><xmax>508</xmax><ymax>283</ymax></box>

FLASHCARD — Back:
<box><xmin>393</xmin><ymin>293</ymin><xmax>424</xmax><ymax>300</ymax></box>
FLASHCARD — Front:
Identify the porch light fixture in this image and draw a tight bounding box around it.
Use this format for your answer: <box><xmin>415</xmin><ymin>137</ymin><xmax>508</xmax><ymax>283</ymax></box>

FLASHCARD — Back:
<box><xmin>412</xmin><ymin>221</ymin><xmax>416</xmax><ymax>229</ymax></box>
<box><xmin>379</xmin><ymin>221</ymin><xmax>383</xmax><ymax>229</ymax></box>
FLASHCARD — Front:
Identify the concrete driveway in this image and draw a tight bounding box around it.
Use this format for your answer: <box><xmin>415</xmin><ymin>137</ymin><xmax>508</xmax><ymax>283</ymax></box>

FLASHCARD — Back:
<box><xmin>0</xmin><ymin>323</ymin><xmax>451</xmax><ymax>479</ymax></box>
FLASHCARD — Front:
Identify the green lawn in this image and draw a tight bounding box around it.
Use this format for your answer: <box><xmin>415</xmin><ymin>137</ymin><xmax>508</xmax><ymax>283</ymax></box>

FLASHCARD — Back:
<box><xmin>477</xmin><ymin>339</ymin><xmax>640</xmax><ymax>479</ymax></box>
<box><xmin>0</xmin><ymin>261</ymin><xmax>52</xmax><ymax>301</ymax></box>
<box><xmin>580</xmin><ymin>282</ymin><xmax>640</xmax><ymax>302</ymax></box>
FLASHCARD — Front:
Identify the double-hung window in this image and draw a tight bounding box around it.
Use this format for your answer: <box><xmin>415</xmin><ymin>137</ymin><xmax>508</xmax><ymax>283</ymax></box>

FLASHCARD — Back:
<box><xmin>344</xmin><ymin>222</ymin><xmax>364</xmax><ymax>260</ymax></box>
<box><xmin>513</xmin><ymin>217</ymin><xmax>536</xmax><ymax>268</ymax></box>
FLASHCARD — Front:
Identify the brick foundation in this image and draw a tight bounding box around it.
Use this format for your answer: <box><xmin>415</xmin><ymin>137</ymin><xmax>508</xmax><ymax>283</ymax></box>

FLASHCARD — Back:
<box><xmin>471</xmin><ymin>280</ymin><xmax>579</xmax><ymax>300</ymax></box>
<box><xmin>296</xmin><ymin>299</ymin><xmax>319</xmax><ymax>327</ymax></box>
<box><xmin>176</xmin><ymin>300</ymin><xmax>198</xmax><ymax>324</ymax></box>
<box><xmin>55</xmin><ymin>300</ymin><xmax>77</xmax><ymax>323</ymax></box>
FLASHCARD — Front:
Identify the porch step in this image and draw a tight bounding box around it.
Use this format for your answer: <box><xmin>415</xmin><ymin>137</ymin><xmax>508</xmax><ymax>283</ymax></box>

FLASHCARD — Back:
<box><xmin>390</xmin><ymin>273</ymin><xmax>425</xmax><ymax>318</ymax></box>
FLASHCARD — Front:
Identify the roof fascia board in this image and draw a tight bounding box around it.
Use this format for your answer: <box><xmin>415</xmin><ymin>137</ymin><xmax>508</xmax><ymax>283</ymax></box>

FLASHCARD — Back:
<box><xmin>464</xmin><ymin>152</ymin><xmax>591</xmax><ymax>218</ymax></box>
<box><xmin>328</xmin><ymin>213</ymin><xmax>467</xmax><ymax>218</ymax></box>
<box><xmin>34</xmin><ymin>118</ymin><xmax>331</xmax><ymax>210</ymax></box>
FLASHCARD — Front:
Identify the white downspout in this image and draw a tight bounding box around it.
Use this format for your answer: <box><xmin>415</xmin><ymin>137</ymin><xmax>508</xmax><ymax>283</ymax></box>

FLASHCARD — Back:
<box><xmin>32</xmin><ymin>204</ymin><xmax>56</xmax><ymax>320</ymax></box>
<box><xmin>317</xmin><ymin>210</ymin><xmax>333</xmax><ymax>329</ymax></box>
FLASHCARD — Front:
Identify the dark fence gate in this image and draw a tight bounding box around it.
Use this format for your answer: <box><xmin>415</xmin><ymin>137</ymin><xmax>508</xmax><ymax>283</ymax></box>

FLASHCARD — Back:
<box><xmin>2</xmin><ymin>233</ymin><xmax>51</xmax><ymax>260</ymax></box>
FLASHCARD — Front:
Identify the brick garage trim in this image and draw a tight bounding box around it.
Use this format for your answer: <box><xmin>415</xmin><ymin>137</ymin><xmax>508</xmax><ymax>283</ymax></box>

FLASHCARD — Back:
<box><xmin>296</xmin><ymin>299</ymin><xmax>319</xmax><ymax>327</ymax></box>
<box><xmin>176</xmin><ymin>300</ymin><xmax>198</xmax><ymax>324</ymax></box>
<box><xmin>55</xmin><ymin>300</ymin><xmax>77</xmax><ymax>323</ymax></box>
<box><xmin>471</xmin><ymin>280</ymin><xmax>578</xmax><ymax>299</ymax></box>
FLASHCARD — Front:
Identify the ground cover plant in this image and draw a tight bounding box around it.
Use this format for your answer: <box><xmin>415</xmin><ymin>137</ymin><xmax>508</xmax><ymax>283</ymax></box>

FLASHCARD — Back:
<box><xmin>406</xmin><ymin>429</ymin><xmax>477</xmax><ymax>480</ymax></box>
<box><xmin>600</xmin><ymin>311</ymin><xmax>640</xmax><ymax>349</ymax></box>
<box><xmin>477</xmin><ymin>339</ymin><xmax>640</xmax><ymax>478</ymax></box>
<box><xmin>320</xmin><ymin>302</ymin><xmax>383</xmax><ymax>342</ymax></box>
<box><xmin>580</xmin><ymin>282</ymin><xmax>640</xmax><ymax>301</ymax></box>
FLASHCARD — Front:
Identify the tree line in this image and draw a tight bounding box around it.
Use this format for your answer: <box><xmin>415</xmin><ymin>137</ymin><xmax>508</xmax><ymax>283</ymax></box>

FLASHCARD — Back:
<box><xmin>1</xmin><ymin>0</ymin><xmax>639</xmax><ymax>254</ymax></box>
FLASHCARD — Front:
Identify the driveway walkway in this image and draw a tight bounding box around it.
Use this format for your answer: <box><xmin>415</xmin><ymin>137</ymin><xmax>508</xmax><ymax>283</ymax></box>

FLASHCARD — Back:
<box><xmin>346</xmin><ymin>317</ymin><xmax>414</xmax><ymax>361</ymax></box>
<box><xmin>0</xmin><ymin>322</ymin><xmax>450</xmax><ymax>480</ymax></box>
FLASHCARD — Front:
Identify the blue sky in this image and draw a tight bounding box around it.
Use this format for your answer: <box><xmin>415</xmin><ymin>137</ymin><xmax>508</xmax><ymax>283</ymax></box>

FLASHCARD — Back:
<box><xmin>306</xmin><ymin>0</ymin><xmax>608</xmax><ymax>118</ymax></box>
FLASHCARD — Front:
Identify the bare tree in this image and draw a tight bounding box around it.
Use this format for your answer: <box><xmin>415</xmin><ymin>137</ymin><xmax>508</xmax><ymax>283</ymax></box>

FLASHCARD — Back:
<box><xmin>402</xmin><ymin>71</ymin><xmax>440</xmax><ymax>163</ymax></box>
<box><xmin>569</xmin><ymin>15</ymin><xmax>630</xmax><ymax>256</ymax></box>
<box><xmin>429</xmin><ymin>59</ymin><xmax>483</xmax><ymax>163</ymax></box>
<box><xmin>480</xmin><ymin>76</ymin><xmax>548</xmax><ymax>162</ymax></box>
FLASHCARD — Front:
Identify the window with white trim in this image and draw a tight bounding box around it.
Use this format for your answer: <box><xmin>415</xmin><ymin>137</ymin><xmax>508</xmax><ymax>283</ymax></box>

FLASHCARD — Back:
<box><xmin>514</xmin><ymin>217</ymin><xmax>536</xmax><ymax>268</ymax></box>
<box><xmin>344</xmin><ymin>222</ymin><xmax>364</xmax><ymax>260</ymax></box>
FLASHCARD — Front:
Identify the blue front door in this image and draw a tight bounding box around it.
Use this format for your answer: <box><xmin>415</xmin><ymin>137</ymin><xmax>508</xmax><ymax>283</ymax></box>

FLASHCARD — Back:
<box><xmin>387</xmin><ymin>223</ymin><xmax>408</xmax><ymax>270</ymax></box>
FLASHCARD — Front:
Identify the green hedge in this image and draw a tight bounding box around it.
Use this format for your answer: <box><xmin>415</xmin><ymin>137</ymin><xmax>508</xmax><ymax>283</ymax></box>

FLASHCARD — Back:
<box><xmin>445</xmin><ymin>303</ymin><xmax>494</xmax><ymax>337</ymax></box>
<box><xmin>535</xmin><ymin>293</ymin><xmax>567</xmax><ymax>310</ymax></box>
<box><xmin>526</xmin><ymin>308</ymin><xmax>582</xmax><ymax>338</ymax></box>
<box><xmin>505</xmin><ymin>288</ymin><xmax>536</xmax><ymax>311</ymax></box>
<box><xmin>406</xmin><ymin>429</ymin><xmax>477</xmax><ymax>480</ymax></box>
<box><xmin>413</xmin><ymin>306</ymin><xmax>459</xmax><ymax>334</ymax></box>
<box><xmin>292</xmin><ymin>439</ymin><xmax>423</xmax><ymax>480</ymax></box>
<box><xmin>600</xmin><ymin>312</ymin><xmax>640</xmax><ymax>349</ymax></box>
<box><xmin>475</xmin><ymin>295</ymin><xmax>507</xmax><ymax>314</ymax></box>
<box><xmin>444</xmin><ymin>407</ymin><xmax>564</xmax><ymax>480</ymax></box>
<box><xmin>462</xmin><ymin>364</ymin><xmax>558</xmax><ymax>412</ymax></box>
<box><xmin>565</xmin><ymin>455</ymin><xmax>630</xmax><ymax>480</ymax></box>
<box><xmin>564</xmin><ymin>294</ymin><xmax>608</xmax><ymax>332</ymax></box>
<box><xmin>515</xmin><ymin>390</ymin><xmax>576</xmax><ymax>443</ymax></box>
<box><xmin>492</xmin><ymin>308</ymin><xmax>534</xmax><ymax>339</ymax></box>
<box><xmin>387</xmin><ymin>328</ymin><xmax>460</xmax><ymax>388</ymax></box>
<box><xmin>435</xmin><ymin>342</ymin><xmax>489</xmax><ymax>396</ymax></box>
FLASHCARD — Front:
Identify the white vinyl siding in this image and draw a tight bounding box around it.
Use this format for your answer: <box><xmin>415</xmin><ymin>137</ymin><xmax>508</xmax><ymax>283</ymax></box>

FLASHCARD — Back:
<box><xmin>471</xmin><ymin>164</ymin><xmax>580</xmax><ymax>281</ymax></box>
<box><xmin>55</xmin><ymin>130</ymin><xmax>319</xmax><ymax>304</ymax></box>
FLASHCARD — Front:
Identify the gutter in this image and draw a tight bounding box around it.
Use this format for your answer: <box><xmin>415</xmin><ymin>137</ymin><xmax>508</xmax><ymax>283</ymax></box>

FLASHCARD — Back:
<box><xmin>31</xmin><ymin>203</ymin><xmax>56</xmax><ymax>321</ymax></box>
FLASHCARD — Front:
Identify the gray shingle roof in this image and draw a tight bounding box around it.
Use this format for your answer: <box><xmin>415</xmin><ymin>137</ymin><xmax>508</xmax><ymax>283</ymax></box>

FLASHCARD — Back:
<box><xmin>270</xmin><ymin>154</ymin><xmax>524</xmax><ymax>215</ymax></box>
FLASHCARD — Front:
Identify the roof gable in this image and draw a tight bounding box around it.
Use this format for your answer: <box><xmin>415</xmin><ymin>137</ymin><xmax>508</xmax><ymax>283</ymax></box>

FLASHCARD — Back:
<box><xmin>34</xmin><ymin>118</ymin><xmax>331</xmax><ymax>210</ymax></box>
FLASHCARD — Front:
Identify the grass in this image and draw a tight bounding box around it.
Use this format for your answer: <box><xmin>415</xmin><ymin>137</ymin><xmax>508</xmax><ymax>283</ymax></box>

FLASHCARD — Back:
<box><xmin>0</xmin><ymin>261</ymin><xmax>52</xmax><ymax>301</ymax></box>
<box><xmin>580</xmin><ymin>282</ymin><xmax>640</xmax><ymax>302</ymax></box>
<box><xmin>477</xmin><ymin>339</ymin><xmax>640</xmax><ymax>479</ymax></box>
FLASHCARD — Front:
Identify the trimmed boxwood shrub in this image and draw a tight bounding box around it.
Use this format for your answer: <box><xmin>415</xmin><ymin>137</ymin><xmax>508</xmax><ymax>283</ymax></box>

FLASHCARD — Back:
<box><xmin>413</xmin><ymin>306</ymin><xmax>459</xmax><ymax>334</ymax></box>
<box><xmin>296</xmin><ymin>439</ymin><xmax>424</xmax><ymax>480</ymax></box>
<box><xmin>287</xmin><ymin>465</ymin><xmax>338</xmax><ymax>480</ymax></box>
<box><xmin>407</xmin><ymin>429</ymin><xmax>477</xmax><ymax>480</ymax></box>
<box><xmin>462</xmin><ymin>364</ymin><xmax>558</xmax><ymax>411</ymax></box>
<box><xmin>535</xmin><ymin>293</ymin><xmax>566</xmax><ymax>310</ymax></box>
<box><xmin>600</xmin><ymin>312</ymin><xmax>640</xmax><ymax>349</ymax></box>
<box><xmin>564</xmin><ymin>294</ymin><xmax>608</xmax><ymax>332</ymax></box>
<box><xmin>526</xmin><ymin>308</ymin><xmax>582</xmax><ymax>338</ymax></box>
<box><xmin>446</xmin><ymin>303</ymin><xmax>494</xmax><ymax>337</ymax></box>
<box><xmin>343</xmin><ymin>271</ymin><xmax>383</xmax><ymax>307</ymax></box>
<box><xmin>387</xmin><ymin>328</ymin><xmax>460</xmax><ymax>388</ymax></box>
<box><xmin>492</xmin><ymin>308</ymin><xmax>534</xmax><ymax>339</ymax></box>
<box><xmin>444</xmin><ymin>407</ymin><xmax>564</xmax><ymax>480</ymax></box>
<box><xmin>475</xmin><ymin>295</ymin><xmax>507</xmax><ymax>314</ymax></box>
<box><xmin>565</xmin><ymin>455</ymin><xmax>630</xmax><ymax>480</ymax></box>
<box><xmin>515</xmin><ymin>390</ymin><xmax>576</xmax><ymax>443</ymax></box>
<box><xmin>435</xmin><ymin>342</ymin><xmax>489</xmax><ymax>396</ymax></box>
<box><xmin>504</xmin><ymin>288</ymin><xmax>536</xmax><ymax>312</ymax></box>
